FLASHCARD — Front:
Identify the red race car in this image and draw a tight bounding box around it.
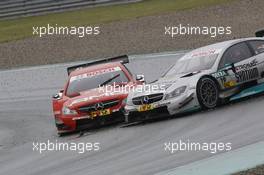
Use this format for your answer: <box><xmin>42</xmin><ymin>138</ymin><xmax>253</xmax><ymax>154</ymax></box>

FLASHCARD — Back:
<box><xmin>52</xmin><ymin>55</ymin><xmax>144</xmax><ymax>135</ymax></box>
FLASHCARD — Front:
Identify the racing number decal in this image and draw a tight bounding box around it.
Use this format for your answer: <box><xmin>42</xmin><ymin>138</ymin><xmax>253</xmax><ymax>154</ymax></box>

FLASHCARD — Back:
<box><xmin>212</xmin><ymin>71</ymin><xmax>232</xmax><ymax>88</ymax></box>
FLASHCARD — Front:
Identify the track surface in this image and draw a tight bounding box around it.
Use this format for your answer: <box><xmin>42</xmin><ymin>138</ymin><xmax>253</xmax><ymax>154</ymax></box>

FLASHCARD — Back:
<box><xmin>0</xmin><ymin>53</ymin><xmax>264</xmax><ymax>175</ymax></box>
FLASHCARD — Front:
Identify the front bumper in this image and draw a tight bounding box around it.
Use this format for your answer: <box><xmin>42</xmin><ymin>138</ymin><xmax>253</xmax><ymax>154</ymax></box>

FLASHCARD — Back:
<box><xmin>75</xmin><ymin>111</ymin><xmax>124</xmax><ymax>130</ymax></box>
<box><xmin>55</xmin><ymin>111</ymin><xmax>124</xmax><ymax>133</ymax></box>
<box><xmin>127</xmin><ymin>106</ymin><xmax>170</xmax><ymax>122</ymax></box>
<box><xmin>125</xmin><ymin>89</ymin><xmax>199</xmax><ymax>119</ymax></box>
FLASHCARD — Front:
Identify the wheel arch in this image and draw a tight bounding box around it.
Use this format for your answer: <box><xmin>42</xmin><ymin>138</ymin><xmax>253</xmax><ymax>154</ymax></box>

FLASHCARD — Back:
<box><xmin>197</xmin><ymin>75</ymin><xmax>221</xmax><ymax>90</ymax></box>
<box><xmin>196</xmin><ymin>75</ymin><xmax>221</xmax><ymax>109</ymax></box>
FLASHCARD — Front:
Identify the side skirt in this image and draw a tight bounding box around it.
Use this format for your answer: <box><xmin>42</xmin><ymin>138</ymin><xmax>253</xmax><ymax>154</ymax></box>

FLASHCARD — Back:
<box><xmin>230</xmin><ymin>82</ymin><xmax>264</xmax><ymax>101</ymax></box>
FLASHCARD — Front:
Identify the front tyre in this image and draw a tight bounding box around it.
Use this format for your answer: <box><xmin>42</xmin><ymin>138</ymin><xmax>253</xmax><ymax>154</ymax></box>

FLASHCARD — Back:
<box><xmin>197</xmin><ymin>77</ymin><xmax>219</xmax><ymax>109</ymax></box>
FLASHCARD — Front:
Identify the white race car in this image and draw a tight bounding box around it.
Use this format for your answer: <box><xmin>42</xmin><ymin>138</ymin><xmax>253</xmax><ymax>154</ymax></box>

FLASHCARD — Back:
<box><xmin>124</xmin><ymin>34</ymin><xmax>264</xmax><ymax>122</ymax></box>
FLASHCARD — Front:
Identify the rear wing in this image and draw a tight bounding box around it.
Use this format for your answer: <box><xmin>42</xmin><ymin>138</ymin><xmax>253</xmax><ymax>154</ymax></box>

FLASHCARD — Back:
<box><xmin>67</xmin><ymin>55</ymin><xmax>129</xmax><ymax>75</ymax></box>
<box><xmin>255</xmin><ymin>29</ymin><xmax>264</xmax><ymax>37</ymax></box>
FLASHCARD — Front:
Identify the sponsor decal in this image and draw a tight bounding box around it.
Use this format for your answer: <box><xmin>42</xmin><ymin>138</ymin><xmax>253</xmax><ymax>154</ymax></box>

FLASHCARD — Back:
<box><xmin>70</xmin><ymin>67</ymin><xmax>121</xmax><ymax>82</ymax></box>
<box><xmin>190</xmin><ymin>49</ymin><xmax>222</xmax><ymax>58</ymax></box>
<box><xmin>69</xmin><ymin>91</ymin><xmax>123</xmax><ymax>107</ymax></box>
<box><xmin>214</xmin><ymin>60</ymin><xmax>260</xmax><ymax>85</ymax></box>
<box><xmin>179</xmin><ymin>49</ymin><xmax>221</xmax><ymax>61</ymax></box>
<box><xmin>90</xmin><ymin>109</ymin><xmax>111</xmax><ymax>118</ymax></box>
<box><xmin>235</xmin><ymin>67</ymin><xmax>259</xmax><ymax>83</ymax></box>
<box><xmin>235</xmin><ymin>59</ymin><xmax>258</xmax><ymax>71</ymax></box>
<box><xmin>69</xmin><ymin>94</ymin><xmax>107</xmax><ymax>106</ymax></box>
<box><xmin>212</xmin><ymin>71</ymin><xmax>227</xmax><ymax>78</ymax></box>
<box><xmin>224</xmin><ymin>80</ymin><xmax>237</xmax><ymax>88</ymax></box>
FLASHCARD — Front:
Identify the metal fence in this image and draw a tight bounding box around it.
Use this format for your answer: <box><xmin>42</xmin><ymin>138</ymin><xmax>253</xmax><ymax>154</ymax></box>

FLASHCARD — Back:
<box><xmin>0</xmin><ymin>0</ymin><xmax>141</xmax><ymax>19</ymax></box>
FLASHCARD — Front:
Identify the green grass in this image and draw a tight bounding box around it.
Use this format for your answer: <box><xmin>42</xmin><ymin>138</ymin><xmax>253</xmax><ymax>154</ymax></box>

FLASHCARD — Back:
<box><xmin>0</xmin><ymin>0</ymin><xmax>235</xmax><ymax>43</ymax></box>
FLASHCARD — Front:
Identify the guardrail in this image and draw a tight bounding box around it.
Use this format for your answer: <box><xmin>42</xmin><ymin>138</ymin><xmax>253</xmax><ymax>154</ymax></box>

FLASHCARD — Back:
<box><xmin>0</xmin><ymin>0</ymin><xmax>141</xmax><ymax>20</ymax></box>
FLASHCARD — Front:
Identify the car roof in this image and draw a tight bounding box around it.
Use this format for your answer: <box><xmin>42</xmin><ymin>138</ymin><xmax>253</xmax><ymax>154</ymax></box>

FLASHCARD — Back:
<box><xmin>181</xmin><ymin>37</ymin><xmax>264</xmax><ymax>59</ymax></box>
<box><xmin>69</xmin><ymin>62</ymin><xmax>124</xmax><ymax>77</ymax></box>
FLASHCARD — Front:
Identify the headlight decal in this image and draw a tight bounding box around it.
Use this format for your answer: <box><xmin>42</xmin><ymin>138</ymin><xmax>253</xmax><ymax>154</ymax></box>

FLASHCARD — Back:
<box><xmin>164</xmin><ymin>86</ymin><xmax>187</xmax><ymax>100</ymax></box>
<box><xmin>62</xmin><ymin>106</ymin><xmax>78</xmax><ymax>115</ymax></box>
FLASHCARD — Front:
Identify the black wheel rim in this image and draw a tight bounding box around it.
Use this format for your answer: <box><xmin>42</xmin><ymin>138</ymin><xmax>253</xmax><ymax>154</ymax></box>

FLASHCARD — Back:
<box><xmin>200</xmin><ymin>80</ymin><xmax>217</xmax><ymax>108</ymax></box>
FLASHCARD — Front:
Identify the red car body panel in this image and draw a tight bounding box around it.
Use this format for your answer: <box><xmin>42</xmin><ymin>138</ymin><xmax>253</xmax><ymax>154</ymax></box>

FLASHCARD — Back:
<box><xmin>52</xmin><ymin>62</ymin><xmax>140</xmax><ymax>134</ymax></box>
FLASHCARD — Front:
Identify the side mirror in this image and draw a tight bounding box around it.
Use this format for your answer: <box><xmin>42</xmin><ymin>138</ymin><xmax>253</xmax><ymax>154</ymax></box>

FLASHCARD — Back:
<box><xmin>136</xmin><ymin>74</ymin><xmax>145</xmax><ymax>83</ymax></box>
<box><xmin>52</xmin><ymin>90</ymin><xmax>64</xmax><ymax>100</ymax></box>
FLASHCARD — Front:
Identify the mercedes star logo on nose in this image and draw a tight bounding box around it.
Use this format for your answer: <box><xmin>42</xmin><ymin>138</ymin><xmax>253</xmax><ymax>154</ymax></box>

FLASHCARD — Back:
<box><xmin>143</xmin><ymin>96</ymin><xmax>149</xmax><ymax>104</ymax></box>
<box><xmin>95</xmin><ymin>102</ymin><xmax>104</xmax><ymax>110</ymax></box>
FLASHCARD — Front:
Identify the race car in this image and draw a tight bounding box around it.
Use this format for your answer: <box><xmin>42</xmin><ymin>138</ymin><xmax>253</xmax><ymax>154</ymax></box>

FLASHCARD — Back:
<box><xmin>124</xmin><ymin>32</ymin><xmax>264</xmax><ymax>122</ymax></box>
<box><xmin>52</xmin><ymin>55</ymin><xmax>144</xmax><ymax>135</ymax></box>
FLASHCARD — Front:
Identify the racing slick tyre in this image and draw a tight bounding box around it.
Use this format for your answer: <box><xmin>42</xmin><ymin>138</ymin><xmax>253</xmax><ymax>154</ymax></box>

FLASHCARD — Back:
<box><xmin>197</xmin><ymin>76</ymin><xmax>220</xmax><ymax>109</ymax></box>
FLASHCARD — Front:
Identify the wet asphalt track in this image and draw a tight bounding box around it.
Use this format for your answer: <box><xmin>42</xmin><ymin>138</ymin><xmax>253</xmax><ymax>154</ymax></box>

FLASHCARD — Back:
<box><xmin>0</xmin><ymin>52</ymin><xmax>264</xmax><ymax>175</ymax></box>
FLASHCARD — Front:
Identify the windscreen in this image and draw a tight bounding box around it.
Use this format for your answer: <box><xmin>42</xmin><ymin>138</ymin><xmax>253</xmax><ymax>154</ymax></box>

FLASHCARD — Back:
<box><xmin>66</xmin><ymin>66</ymin><xmax>129</xmax><ymax>96</ymax></box>
<box><xmin>165</xmin><ymin>53</ymin><xmax>218</xmax><ymax>76</ymax></box>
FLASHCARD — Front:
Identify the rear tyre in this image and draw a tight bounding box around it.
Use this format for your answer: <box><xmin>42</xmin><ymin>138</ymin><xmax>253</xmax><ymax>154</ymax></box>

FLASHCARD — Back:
<box><xmin>197</xmin><ymin>77</ymin><xmax>219</xmax><ymax>109</ymax></box>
